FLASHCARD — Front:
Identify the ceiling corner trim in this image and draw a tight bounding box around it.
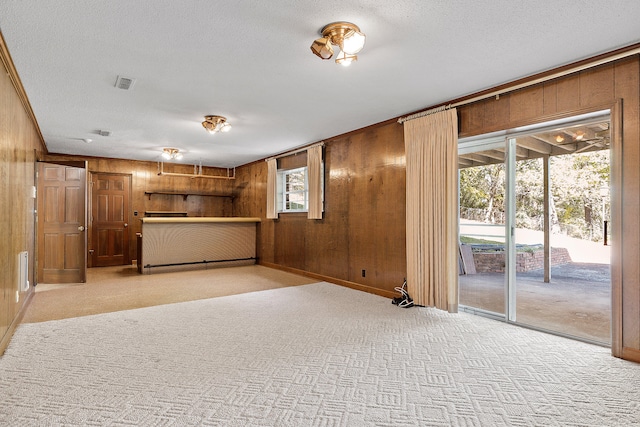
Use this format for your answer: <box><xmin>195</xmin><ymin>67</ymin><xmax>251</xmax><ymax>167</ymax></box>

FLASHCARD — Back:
<box><xmin>400</xmin><ymin>42</ymin><xmax>640</xmax><ymax>125</ymax></box>
<box><xmin>450</xmin><ymin>42</ymin><xmax>640</xmax><ymax>110</ymax></box>
<box><xmin>0</xmin><ymin>31</ymin><xmax>46</xmax><ymax>150</ymax></box>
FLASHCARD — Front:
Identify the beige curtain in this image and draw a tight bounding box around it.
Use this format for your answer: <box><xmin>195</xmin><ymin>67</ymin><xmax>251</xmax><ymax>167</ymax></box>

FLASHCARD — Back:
<box><xmin>266</xmin><ymin>158</ymin><xmax>278</xmax><ymax>219</ymax></box>
<box><xmin>307</xmin><ymin>145</ymin><xmax>323</xmax><ymax>219</ymax></box>
<box><xmin>404</xmin><ymin>108</ymin><xmax>459</xmax><ymax>312</ymax></box>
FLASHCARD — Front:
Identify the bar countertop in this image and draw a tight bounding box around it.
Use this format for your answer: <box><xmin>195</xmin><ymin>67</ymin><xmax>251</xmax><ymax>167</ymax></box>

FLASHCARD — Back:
<box><xmin>140</xmin><ymin>217</ymin><xmax>261</xmax><ymax>224</ymax></box>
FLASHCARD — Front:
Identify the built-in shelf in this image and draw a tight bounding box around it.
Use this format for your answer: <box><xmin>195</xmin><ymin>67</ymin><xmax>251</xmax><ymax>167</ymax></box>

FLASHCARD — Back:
<box><xmin>144</xmin><ymin>211</ymin><xmax>188</xmax><ymax>217</ymax></box>
<box><xmin>144</xmin><ymin>191</ymin><xmax>234</xmax><ymax>201</ymax></box>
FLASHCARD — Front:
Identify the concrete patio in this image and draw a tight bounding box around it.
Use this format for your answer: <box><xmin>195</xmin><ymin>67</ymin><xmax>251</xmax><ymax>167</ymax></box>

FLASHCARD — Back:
<box><xmin>460</xmin><ymin>262</ymin><xmax>611</xmax><ymax>344</ymax></box>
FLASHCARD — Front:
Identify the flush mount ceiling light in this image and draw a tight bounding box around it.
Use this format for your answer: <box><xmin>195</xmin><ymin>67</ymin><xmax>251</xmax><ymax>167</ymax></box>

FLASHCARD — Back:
<box><xmin>310</xmin><ymin>21</ymin><xmax>365</xmax><ymax>67</ymax></box>
<box><xmin>202</xmin><ymin>115</ymin><xmax>232</xmax><ymax>134</ymax></box>
<box><xmin>161</xmin><ymin>148</ymin><xmax>183</xmax><ymax>160</ymax></box>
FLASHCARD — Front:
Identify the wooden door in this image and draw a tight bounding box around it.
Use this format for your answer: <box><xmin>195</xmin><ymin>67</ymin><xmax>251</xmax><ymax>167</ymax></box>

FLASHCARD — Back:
<box><xmin>37</xmin><ymin>163</ymin><xmax>87</xmax><ymax>283</ymax></box>
<box><xmin>90</xmin><ymin>173</ymin><xmax>131</xmax><ymax>267</ymax></box>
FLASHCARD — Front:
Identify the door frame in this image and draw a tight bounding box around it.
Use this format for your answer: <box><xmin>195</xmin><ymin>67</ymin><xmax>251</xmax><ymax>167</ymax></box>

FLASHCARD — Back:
<box><xmin>458</xmin><ymin>105</ymin><xmax>620</xmax><ymax>351</ymax></box>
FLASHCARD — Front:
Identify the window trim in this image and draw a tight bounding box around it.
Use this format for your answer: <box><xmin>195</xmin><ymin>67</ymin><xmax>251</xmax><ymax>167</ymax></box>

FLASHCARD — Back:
<box><xmin>276</xmin><ymin>164</ymin><xmax>324</xmax><ymax>214</ymax></box>
<box><xmin>278</xmin><ymin>166</ymin><xmax>309</xmax><ymax>213</ymax></box>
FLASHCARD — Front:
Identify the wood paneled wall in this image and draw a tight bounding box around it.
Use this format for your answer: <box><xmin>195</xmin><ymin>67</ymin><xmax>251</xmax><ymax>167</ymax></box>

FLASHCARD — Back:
<box><xmin>233</xmin><ymin>121</ymin><xmax>407</xmax><ymax>297</ymax></box>
<box><xmin>458</xmin><ymin>56</ymin><xmax>640</xmax><ymax>361</ymax></box>
<box><xmin>43</xmin><ymin>155</ymin><xmax>235</xmax><ymax>263</ymax></box>
<box><xmin>0</xmin><ymin>42</ymin><xmax>43</xmax><ymax>354</ymax></box>
<box><xmin>3</xmin><ymin>26</ymin><xmax>639</xmax><ymax>363</ymax></box>
<box><xmin>458</xmin><ymin>60</ymin><xmax>633</xmax><ymax>136</ymax></box>
<box><xmin>233</xmin><ymin>55</ymin><xmax>640</xmax><ymax>362</ymax></box>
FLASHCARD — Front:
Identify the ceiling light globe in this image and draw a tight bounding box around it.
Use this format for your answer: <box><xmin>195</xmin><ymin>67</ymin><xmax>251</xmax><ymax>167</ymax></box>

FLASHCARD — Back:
<box><xmin>202</xmin><ymin>121</ymin><xmax>215</xmax><ymax>133</ymax></box>
<box><xmin>335</xmin><ymin>51</ymin><xmax>357</xmax><ymax>67</ymax></box>
<box><xmin>310</xmin><ymin>37</ymin><xmax>334</xmax><ymax>60</ymax></box>
<box><xmin>162</xmin><ymin>151</ymin><xmax>171</xmax><ymax>160</ymax></box>
<box><xmin>221</xmin><ymin>123</ymin><xmax>232</xmax><ymax>132</ymax></box>
<box><xmin>175</xmin><ymin>152</ymin><xmax>183</xmax><ymax>160</ymax></box>
<box><xmin>341</xmin><ymin>31</ymin><xmax>365</xmax><ymax>55</ymax></box>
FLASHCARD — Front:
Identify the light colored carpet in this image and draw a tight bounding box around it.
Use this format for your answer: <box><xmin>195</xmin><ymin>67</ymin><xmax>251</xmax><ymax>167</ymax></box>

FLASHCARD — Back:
<box><xmin>2</xmin><ymin>282</ymin><xmax>639</xmax><ymax>426</ymax></box>
<box><xmin>23</xmin><ymin>264</ymin><xmax>316</xmax><ymax>323</ymax></box>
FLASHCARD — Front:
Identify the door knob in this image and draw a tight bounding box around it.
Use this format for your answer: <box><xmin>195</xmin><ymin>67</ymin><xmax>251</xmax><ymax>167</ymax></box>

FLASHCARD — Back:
<box><xmin>78</xmin><ymin>225</ymin><xmax>85</xmax><ymax>232</ymax></box>
<box><xmin>124</xmin><ymin>223</ymin><xmax>128</xmax><ymax>228</ymax></box>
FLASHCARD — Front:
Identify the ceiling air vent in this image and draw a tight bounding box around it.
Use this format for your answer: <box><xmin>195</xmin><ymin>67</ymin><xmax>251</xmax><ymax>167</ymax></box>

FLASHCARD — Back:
<box><xmin>96</xmin><ymin>130</ymin><xmax>111</xmax><ymax>137</ymax></box>
<box><xmin>114</xmin><ymin>75</ymin><xmax>136</xmax><ymax>90</ymax></box>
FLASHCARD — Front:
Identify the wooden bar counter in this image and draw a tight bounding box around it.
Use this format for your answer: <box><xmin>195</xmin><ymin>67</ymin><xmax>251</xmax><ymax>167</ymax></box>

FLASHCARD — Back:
<box><xmin>138</xmin><ymin>217</ymin><xmax>261</xmax><ymax>274</ymax></box>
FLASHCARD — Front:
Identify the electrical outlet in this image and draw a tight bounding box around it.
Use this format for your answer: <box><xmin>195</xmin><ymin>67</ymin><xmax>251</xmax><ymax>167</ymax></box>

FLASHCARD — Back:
<box><xmin>361</xmin><ymin>269</ymin><xmax>366</xmax><ymax>278</ymax></box>
<box><xmin>15</xmin><ymin>290</ymin><xmax>19</xmax><ymax>303</ymax></box>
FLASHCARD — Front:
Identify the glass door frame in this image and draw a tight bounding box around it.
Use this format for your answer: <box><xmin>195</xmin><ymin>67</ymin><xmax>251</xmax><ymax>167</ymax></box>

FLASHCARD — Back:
<box><xmin>458</xmin><ymin>136</ymin><xmax>508</xmax><ymax>320</ymax></box>
<box><xmin>506</xmin><ymin>137</ymin><xmax>517</xmax><ymax>322</ymax></box>
<box><xmin>459</xmin><ymin>110</ymin><xmax>612</xmax><ymax>340</ymax></box>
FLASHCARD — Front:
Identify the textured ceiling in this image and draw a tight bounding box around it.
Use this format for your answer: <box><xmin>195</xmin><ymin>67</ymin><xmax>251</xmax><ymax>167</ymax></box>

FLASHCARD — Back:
<box><xmin>1</xmin><ymin>1</ymin><xmax>639</xmax><ymax>168</ymax></box>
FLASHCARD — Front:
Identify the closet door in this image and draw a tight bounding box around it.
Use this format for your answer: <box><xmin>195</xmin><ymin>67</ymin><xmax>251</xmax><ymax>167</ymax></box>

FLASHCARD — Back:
<box><xmin>90</xmin><ymin>173</ymin><xmax>131</xmax><ymax>267</ymax></box>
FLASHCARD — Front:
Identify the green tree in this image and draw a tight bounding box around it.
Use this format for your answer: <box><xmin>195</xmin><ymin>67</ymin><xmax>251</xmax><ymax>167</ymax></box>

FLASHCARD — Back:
<box><xmin>550</xmin><ymin>150</ymin><xmax>609</xmax><ymax>240</ymax></box>
<box><xmin>459</xmin><ymin>149</ymin><xmax>609</xmax><ymax>242</ymax></box>
<box><xmin>459</xmin><ymin>163</ymin><xmax>505</xmax><ymax>223</ymax></box>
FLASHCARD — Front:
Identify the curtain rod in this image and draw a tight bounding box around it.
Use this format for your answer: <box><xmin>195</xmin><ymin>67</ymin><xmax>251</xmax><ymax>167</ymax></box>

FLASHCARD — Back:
<box><xmin>398</xmin><ymin>44</ymin><xmax>640</xmax><ymax>124</ymax></box>
<box><xmin>397</xmin><ymin>104</ymin><xmax>451</xmax><ymax>124</ymax></box>
<box><xmin>265</xmin><ymin>141</ymin><xmax>324</xmax><ymax>162</ymax></box>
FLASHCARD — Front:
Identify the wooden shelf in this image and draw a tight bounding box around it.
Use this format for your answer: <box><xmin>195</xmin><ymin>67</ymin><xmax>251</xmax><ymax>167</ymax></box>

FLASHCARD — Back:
<box><xmin>143</xmin><ymin>211</ymin><xmax>188</xmax><ymax>217</ymax></box>
<box><xmin>144</xmin><ymin>191</ymin><xmax>234</xmax><ymax>201</ymax></box>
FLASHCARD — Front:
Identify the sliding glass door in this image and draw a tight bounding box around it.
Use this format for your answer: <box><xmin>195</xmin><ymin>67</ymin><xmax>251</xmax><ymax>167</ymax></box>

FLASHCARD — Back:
<box><xmin>458</xmin><ymin>138</ymin><xmax>507</xmax><ymax>318</ymax></box>
<box><xmin>458</xmin><ymin>112</ymin><xmax>612</xmax><ymax>345</ymax></box>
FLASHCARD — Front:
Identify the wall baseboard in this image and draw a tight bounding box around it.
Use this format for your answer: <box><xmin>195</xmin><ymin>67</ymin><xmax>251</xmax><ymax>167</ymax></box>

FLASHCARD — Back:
<box><xmin>621</xmin><ymin>347</ymin><xmax>640</xmax><ymax>364</ymax></box>
<box><xmin>259</xmin><ymin>261</ymin><xmax>397</xmax><ymax>300</ymax></box>
<box><xmin>0</xmin><ymin>289</ymin><xmax>34</xmax><ymax>356</ymax></box>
